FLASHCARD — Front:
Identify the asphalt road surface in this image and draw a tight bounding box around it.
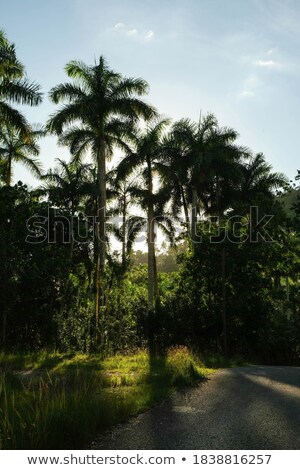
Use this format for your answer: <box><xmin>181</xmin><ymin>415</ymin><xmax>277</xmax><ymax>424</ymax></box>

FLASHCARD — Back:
<box><xmin>92</xmin><ymin>366</ymin><xmax>300</xmax><ymax>450</ymax></box>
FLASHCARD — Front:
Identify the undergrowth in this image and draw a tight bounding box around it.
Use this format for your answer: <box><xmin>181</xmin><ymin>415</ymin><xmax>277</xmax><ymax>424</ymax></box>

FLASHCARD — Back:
<box><xmin>0</xmin><ymin>347</ymin><xmax>216</xmax><ymax>449</ymax></box>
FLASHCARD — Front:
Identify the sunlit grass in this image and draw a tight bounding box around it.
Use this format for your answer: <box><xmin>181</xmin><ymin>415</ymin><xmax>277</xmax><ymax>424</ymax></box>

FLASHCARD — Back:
<box><xmin>0</xmin><ymin>347</ymin><xmax>216</xmax><ymax>450</ymax></box>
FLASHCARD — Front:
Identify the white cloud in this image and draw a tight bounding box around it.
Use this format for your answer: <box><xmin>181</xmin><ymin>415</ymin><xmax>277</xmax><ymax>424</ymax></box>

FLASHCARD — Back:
<box><xmin>114</xmin><ymin>22</ymin><xmax>125</xmax><ymax>30</ymax></box>
<box><xmin>126</xmin><ymin>28</ymin><xmax>138</xmax><ymax>36</ymax></box>
<box><xmin>267</xmin><ymin>49</ymin><xmax>273</xmax><ymax>55</ymax></box>
<box><xmin>254</xmin><ymin>59</ymin><xmax>280</xmax><ymax>68</ymax></box>
<box><xmin>114</xmin><ymin>24</ymin><xmax>154</xmax><ymax>41</ymax></box>
<box><xmin>241</xmin><ymin>90</ymin><xmax>255</xmax><ymax>97</ymax></box>
<box><xmin>144</xmin><ymin>30</ymin><xmax>154</xmax><ymax>40</ymax></box>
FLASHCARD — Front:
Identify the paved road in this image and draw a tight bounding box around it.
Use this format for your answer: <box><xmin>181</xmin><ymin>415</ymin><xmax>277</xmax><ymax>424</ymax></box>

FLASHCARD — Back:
<box><xmin>92</xmin><ymin>366</ymin><xmax>300</xmax><ymax>450</ymax></box>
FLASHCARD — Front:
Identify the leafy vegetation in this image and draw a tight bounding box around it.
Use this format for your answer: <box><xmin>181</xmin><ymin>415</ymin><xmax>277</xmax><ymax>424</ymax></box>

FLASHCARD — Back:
<box><xmin>0</xmin><ymin>347</ymin><xmax>215</xmax><ymax>449</ymax></box>
<box><xmin>0</xmin><ymin>28</ymin><xmax>299</xmax><ymax>449</ymax></box>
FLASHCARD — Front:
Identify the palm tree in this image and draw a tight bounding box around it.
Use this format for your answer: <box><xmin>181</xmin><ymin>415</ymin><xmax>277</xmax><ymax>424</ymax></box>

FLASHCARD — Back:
<box><xmin>107</xmin><ymin>169</ymin><xmax>144</xmax><ymax>270</ymax></box>
<box><xmin>239</xmin><ymin>152</ymin><xmax>287</xmax><ymax>203</ymax></box>
<box><xmin>41</xmin><ymin>158</ymin><xmax>92</xmax><ymax>261</ymax></box>
<box><xmin>0</xmin><ymin>29</ymin><xmax>42</xmax><ymax>135</ymax></box>
<box><xmin>159</xmin><ymin>130</ymin><xmax>192</xmax><ymax>235</ymax></box>
<box><xmin>161</xmin><ymin>114</ymin><xmax>246</xmax><ymax>355</ymax></box>
<box><xmin>0</xmin><ymin>124</ymin><xmax>43</xmax><ymax>186</ymax></box>
<box><xmin>117</xmin><ymin>118</ymin><xmax>171</xmax><ymax>311</ymax></box>
<box><xmin>0</xmin><ymin>29</ymin><xmax>22</xmax><ymax>77</ymax></box>
<box><xmin>47</xmin><ymin>56</ymin><xmax>156</xmax><ymax>337</ymax></box>
<box><xmin>162</xmin><ymin>114</ymin><xmax>244</xmax><ymax>245</ymax></box>
<box><xmin>173</xmin><ymin>115</ymin><xmax>219</xmax><ymax>245</ymax></box>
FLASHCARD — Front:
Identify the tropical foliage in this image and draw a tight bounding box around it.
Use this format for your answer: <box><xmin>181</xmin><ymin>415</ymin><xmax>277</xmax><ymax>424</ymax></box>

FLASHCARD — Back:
<box><xmin>0</xmin><ymin>29</ymin><xmax>299</xmax><ymax>366</ymax></box>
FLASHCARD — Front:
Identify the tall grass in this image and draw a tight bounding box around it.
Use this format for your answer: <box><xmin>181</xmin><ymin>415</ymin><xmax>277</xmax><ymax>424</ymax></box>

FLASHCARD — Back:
<box><xmin>0</xmin><ymin>347</ymin><xmax>215</xmax><ymax>449</ymax></box>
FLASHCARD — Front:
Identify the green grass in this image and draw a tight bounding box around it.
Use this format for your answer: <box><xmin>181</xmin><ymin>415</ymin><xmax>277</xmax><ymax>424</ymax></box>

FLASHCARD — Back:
<box><xmin>201</xmin><ymin>353</ymin><xmax>249</xmax><ymax>369</ymax></box>
<box><xmin>0</xmin><ymin>347</ymin><xmax>216</xmax><ymax>450</ymax></box>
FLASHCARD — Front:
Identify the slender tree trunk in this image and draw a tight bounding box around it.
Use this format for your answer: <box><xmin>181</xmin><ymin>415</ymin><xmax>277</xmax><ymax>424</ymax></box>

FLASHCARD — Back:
<box><xmin>94</xmin><ymin>138</ymin><xmax>106</xmax><ymax>345</ymax></box>
<box><xmin>69</xmin><ymin>202</ymin><xmax>74</xmax><ymax>261</ymax></box>
<box><xmin>98</xmin><ymin>139</ymin><xmax>106</xmax><ymax>276</ymax></box>
<box><xmin>147</xmin><ymin>206</ymin><xmax>156</xmax><ymax>310</ymax></box>
<box><xmin>147</xmin><ymin>160</ymin><xmax>157</xmax><ymax>311</ymax></box>
<box><xmin>191</xmin><ymin>187</ymin><xmax>198</xmax><ymax>247</ymax></box>
<box><xmin>94</xmin><ymin>195</ymin><xmax>99</xmax><ymax>335</ymax></box>
<box><xmin>147</xmin><ymin>179</ymin><xmax>157</xmax><ymax>354</ymax></box>
<box><xmin>180</xmin><ymin>184</ymin><xmax>190</xmax><ymax>236</ymax></box>
<box><xmin>122</xmin><ymin>195</ymin><xmax>126</xmax><ymax>269</ymax></box>
<box><xmin>61</xmin><ymin>203</ymin><xmax>75</xmax><ymax>304</ymax></box>
<box><xmin>6</xmin><ymin>155</ymin><xmax>12</xmax><ymax>186</ymax></box>
<box><xmin>148</xmin><ymin>227</ymin><xmax>155</xmax><ymax>310</ymax></box>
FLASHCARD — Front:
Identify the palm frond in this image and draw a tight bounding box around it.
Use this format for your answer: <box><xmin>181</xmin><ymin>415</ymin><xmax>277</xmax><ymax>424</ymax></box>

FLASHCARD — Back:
<box><xmin>49</xmin><ymin>82</ymin><xmax>88</xmax><ymax>104</ymax></box>
<box><xmin>0</xmin><ymin>78</ymin><xmax>42</xmax><ymax>105</ymax></box>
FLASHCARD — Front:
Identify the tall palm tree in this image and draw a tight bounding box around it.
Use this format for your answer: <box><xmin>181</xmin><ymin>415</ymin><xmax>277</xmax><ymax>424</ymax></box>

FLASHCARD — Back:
<box><xmin>0</xmin><ymin>29</ymin><xmax>42</xmax><ymax>135</ymax></box>
<box><xmin>161</xmin><ymin>114</ymin><xmax>246</xmax><ymax>355</ymax></box>
<box><xmin>172</xmin><ymin>115</ymin><xmax>218</xmax><ymax>245</ymax></box>
<box><xmin>47</xmin><ymin>56</ymin><xmax>156</xmax><ymax>336</ymax></box>
<box><xmin>117</xmin><ymin>118</ymin><xmax>171</xmax><ymax>311</ymax></box>
<box><xmin>162</xmin><ymin>114</ymin><xmax>244</xmax><ymax>244</ymax></box>
<box><xmin>0</xmin><ymin>124</ymin><xmax>43</xmax><ymax>186</ymax></box>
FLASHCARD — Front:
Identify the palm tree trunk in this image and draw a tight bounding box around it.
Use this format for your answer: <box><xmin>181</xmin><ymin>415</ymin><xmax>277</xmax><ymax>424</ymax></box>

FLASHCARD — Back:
<box><xmin>147</xmin><ymin>195</ymin><xmax>157</xmax><ymax>354</ymax></box>
<box><xmin>6</xmin><ymin>155</ymin><xmax>12</xmax><ymax>186</ymax></box>
<box><xmin>147</xmin><ymin>160</ymin><xmax>157</xmax><ymax>311</ymax></box>
<box><xmin>148</xmin><ymin>206</ymin><xmax>156</xmax><ymax>310</ymax></box>
<box><xmin>69</xmin><ymin>202</ymin><xmax>74</xmax><ymax>261</ymax></box>
<box><xmin>191</xmin><ymin>187</ymin><xmax>198</xmax><ymax>247</ymax></box>
<box><xmin>122</xmin><ymin>195</ymin><xmax>126</xmax><ymax>269</ymax></box>
<box><xmin>94</xmin><ymin>242</ymin><xmax>100</xmax><ymax>339</ymax></box>
<box><xmin>98</xmin><ymin>139</ymin><xmax>106</xmax><ymax>276</ymax></box>
<box><xmin>94</xmin><ymin>138</ymin><xmax>106</xmax><ymax>345</ymax></box>
<box><xmin>180</xmin><ymin>184</ymin><xmax>190</xmax><ymax>236</ymax></box>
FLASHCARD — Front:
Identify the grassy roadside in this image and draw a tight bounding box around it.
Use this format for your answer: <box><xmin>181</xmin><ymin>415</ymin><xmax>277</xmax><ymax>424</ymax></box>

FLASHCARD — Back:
<box><xmin>0</xmin><ymin>347</ymin><xmax>217</xmax><ymax>450</ymax></box>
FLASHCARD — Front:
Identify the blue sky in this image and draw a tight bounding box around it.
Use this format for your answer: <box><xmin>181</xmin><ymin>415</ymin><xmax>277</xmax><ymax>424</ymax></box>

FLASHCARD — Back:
<box><xmin>1</xmin><ymin>0</ymin><xmax>300</xmax><ymax>185</ymax></box>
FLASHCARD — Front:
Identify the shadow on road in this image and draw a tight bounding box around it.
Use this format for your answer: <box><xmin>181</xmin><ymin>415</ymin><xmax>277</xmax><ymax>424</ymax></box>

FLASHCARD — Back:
<box><xmin>93</xmin><ymin>365</ymin><xmax>300</xmax><ymax>450</ymax></box>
